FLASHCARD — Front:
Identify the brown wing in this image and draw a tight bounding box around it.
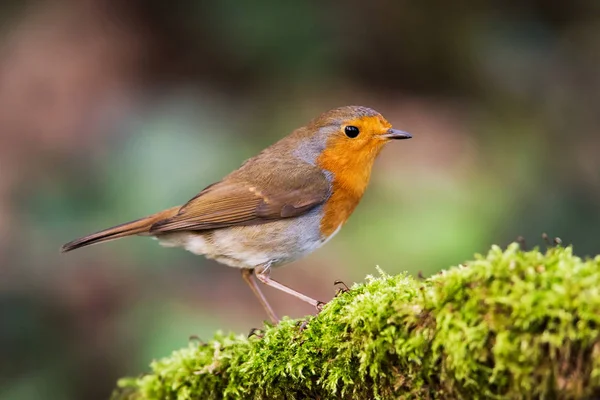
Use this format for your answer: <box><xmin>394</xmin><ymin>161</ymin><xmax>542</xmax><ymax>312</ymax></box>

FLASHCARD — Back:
<box><xmin>149</xmin><ymin>169</ymin><xmax>331</xmax><ymax>233</ymax></box>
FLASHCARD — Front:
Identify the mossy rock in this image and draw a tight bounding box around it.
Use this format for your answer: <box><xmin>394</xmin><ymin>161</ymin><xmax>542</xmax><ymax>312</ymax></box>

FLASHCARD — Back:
<box><xmin>112</xmin><ymin>244</ymin><xmax>600</xmax><ymax>399</ymax></box>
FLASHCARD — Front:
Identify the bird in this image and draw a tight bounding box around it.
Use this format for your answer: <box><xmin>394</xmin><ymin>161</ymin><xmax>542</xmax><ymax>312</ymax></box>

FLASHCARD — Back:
<box><xmin>61</xmin><ymin>105</ymin><xmax>412</xmax><ymax>323</ymax></box>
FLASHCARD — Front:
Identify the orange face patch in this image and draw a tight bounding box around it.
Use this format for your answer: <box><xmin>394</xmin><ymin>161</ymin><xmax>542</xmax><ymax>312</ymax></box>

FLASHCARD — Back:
<box><xmin>344</xmin><ymin>115</ymin><xmax>392</xmax><ymax>137</ymax></box>
<box><xmin>316</xmin><ymin>115</ymin><xmax>393</xmax><ymax>237</ymax></box>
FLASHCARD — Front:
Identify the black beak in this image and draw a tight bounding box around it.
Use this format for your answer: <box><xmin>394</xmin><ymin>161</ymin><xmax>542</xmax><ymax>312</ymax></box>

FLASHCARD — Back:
<box><xmin>382</xmin><ymin>128</ymin><xmax>412</xmax><ymax>140</ymax></box>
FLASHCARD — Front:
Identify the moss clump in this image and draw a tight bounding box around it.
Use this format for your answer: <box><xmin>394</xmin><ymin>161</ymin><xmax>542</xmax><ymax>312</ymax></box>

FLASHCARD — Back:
<box><xmin>112</xmin><ymin>244</ymin><xmax>600</xmax><ymax>399</ymax></box>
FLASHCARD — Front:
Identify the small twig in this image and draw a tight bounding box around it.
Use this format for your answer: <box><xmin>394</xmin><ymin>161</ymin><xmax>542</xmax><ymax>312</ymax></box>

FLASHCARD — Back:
<box><xmin>542</xmin><ymin>233</ymin><xmax>563</xmax><ymax>247</ymax></box>
<box><xmin>296</xmin><ymin>319</ymin><xmax>309</xmax><ymax>332</ymax></box>
<box><xmin>516</xmin><ymin>236</ymin><xmax>527</xmax><ymax>250</ymax></box>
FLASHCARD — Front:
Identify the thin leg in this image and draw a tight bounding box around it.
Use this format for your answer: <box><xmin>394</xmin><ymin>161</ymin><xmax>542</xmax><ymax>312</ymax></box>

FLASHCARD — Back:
<box><xmin>241</xmin><ymin>269</ymin><xmax>279</xmax><ymax>324</ymax></box>
<box><xmin>255</xmin><ymin>265</ymin><xmax>321</xmax><ymax>308</ymax></box>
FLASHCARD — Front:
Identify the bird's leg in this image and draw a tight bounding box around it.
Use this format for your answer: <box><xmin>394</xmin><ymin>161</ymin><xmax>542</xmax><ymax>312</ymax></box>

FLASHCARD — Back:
<box><xmin>241</xmin><ymin>269</ymin><xmax>279</xmax><ymax>324</ymax></box>
<box><xmin>254</xmin><ymin>264</ymin><xmax>322</xmax><ymax>309</ymax></box>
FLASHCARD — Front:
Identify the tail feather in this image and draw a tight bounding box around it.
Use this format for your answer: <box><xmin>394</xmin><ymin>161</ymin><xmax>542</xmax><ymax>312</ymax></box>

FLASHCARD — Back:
<box><xmin>61</xmin><ymin>206</ymin><xmax>181</xmax><ymax>253</ymax></box>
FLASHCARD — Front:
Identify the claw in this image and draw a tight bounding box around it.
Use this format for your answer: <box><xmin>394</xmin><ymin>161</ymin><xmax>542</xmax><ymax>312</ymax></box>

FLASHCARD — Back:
<box><xmin>248</xmin><ymin>328</ymin><xmax>264</xmax><ymax>339</ymax></box>
<box><xmin>334</xmin><ymin>280</ymin><xmax>350</xmax><ymax>293</ymax></box>
<box><xmin>316</xmin><ymin>301</ymin><xmax>325</xmax><ymax>312</ymax></box>
<box><xmin>188</xmin><ymin>335</ymin><xmax>207</xmax><ymax>346</ymax></box>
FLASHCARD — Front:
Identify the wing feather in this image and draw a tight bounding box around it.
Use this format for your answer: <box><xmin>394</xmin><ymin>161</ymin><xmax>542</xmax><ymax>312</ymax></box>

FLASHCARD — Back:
<box><xmin>150</xmin><ymin>168</ymin><xmax>330</xmax><ymax>233</ymax></box>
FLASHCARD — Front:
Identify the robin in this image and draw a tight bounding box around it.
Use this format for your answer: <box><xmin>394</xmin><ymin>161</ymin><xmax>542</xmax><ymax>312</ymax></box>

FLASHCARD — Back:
<box><xmin>61</xmin><ymin>106</ymin><xmax>412</xmax><ymax>323</ymax></box>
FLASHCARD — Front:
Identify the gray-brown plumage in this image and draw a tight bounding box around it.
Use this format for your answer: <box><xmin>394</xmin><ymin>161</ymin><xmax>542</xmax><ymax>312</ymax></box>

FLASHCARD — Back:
<box><xmin>61</xmin><ymin>105</ymin><xmax>412</xmax><ymax>323</ymax></box>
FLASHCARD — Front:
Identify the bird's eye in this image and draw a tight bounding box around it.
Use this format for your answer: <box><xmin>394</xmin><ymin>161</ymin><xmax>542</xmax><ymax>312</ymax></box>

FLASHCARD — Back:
<box><xmin>344</xmin><ymin>125</ymin><xmax>360</xmax><ymax>138</ymax></box>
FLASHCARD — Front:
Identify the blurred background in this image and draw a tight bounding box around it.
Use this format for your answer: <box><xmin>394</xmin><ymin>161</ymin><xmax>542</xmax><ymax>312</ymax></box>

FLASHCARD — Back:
<box><xmin>1</xmin><ymin>0</ymin><xmax>599</xmax><ymax>398</ymax></box>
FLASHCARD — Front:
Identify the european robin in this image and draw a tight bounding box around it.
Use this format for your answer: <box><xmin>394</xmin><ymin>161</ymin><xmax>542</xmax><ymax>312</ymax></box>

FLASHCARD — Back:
<box><xmin>61</xmin><ymin>106</ymin><xmax>412</xmax><ymax>323</ymax></box>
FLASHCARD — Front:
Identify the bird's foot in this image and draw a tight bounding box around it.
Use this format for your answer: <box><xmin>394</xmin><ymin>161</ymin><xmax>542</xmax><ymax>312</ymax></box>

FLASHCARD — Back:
<box><xmin>315</xmin><ymin>301</ymin><xmax>326</xmax><ymax>312</ymax></box>
<box><xmin>248</xmin><ymin>327</ymin><xmax>264</xmax><ymax>339</ymax></box>
<box><xmin>333</xmin><ymin>280</ymin><xmax>350</xmax><ymax>296</ymax></box>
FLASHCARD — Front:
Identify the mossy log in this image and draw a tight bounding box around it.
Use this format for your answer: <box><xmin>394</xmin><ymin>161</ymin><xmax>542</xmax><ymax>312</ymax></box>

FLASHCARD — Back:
<box><xmin>113</xmin><ymin>244</ymin><xmax>600</xmax><ymax>399</ymax></box>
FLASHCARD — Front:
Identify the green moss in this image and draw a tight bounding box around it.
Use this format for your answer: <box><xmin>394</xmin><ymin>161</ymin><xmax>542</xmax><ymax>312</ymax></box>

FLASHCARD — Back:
<box><xmin>112</xmin><ymin>244</ymin><xmax>600</xmax><ymax>399</ymax></box>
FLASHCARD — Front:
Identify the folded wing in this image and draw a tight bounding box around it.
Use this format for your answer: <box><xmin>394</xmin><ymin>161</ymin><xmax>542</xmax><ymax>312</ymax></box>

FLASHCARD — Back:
<box><xmin>150</xmin><ymin>168</ymin><xmax>331</xmax><ymax>233</ymax></box>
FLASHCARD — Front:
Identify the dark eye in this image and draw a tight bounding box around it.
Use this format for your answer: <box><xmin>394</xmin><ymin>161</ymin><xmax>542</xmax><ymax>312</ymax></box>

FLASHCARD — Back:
<box><xmin>344</xmin><ymin>125</ymin><xmax>360</xmax><ymax>138</ymax></box>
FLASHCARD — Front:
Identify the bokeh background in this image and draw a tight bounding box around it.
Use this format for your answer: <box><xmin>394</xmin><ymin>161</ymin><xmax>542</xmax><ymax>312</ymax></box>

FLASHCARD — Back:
<box><xmin>1</xmin><ymin>1</ymin><xmax>599</xmax><ymax>398</ymax></box>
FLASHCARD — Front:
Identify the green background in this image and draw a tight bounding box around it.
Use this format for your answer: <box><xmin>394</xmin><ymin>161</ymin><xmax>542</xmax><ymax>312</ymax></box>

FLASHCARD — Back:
<box><xmin>0</xmin><ymin>1</ymin><xmax>599</xmax><ymax>399</ymax></box>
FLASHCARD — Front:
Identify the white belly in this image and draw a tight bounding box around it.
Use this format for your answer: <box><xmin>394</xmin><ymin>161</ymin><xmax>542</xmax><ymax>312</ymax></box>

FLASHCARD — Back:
<box><xmin>156</xmin><ymin>208</ymin><xmax>340</xmax><ymax>269</ymax></box>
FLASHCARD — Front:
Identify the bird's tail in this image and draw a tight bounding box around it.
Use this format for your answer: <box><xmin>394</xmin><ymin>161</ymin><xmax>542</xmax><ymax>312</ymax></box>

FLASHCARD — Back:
<box><xmin>61</xmin><ymin>206</ymin><xmax>181</xmax><ymax>253</ymax></box>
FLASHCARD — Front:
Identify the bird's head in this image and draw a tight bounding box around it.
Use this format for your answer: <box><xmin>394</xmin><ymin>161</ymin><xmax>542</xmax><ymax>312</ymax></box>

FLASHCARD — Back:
<box><xmin>312</xmin><ymin>105</ymin><xmax>410</xmax><ymax>151</ymax></box>
<box><xmin>303</xmin><ymin>106</ymin><xmax>411</xmax><ymax>192</ymax></box>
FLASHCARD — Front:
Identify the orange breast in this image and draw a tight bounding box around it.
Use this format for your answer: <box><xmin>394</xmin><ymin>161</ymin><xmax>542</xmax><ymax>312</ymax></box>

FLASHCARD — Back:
<box><xmin>316</xmin><ymin>140</ymin><xmax>378</xmax><ymax>237</ymax></box>
<box><xmin>319</xmin><ymin>183</ymin><xmax>363</xmax><ymax>237</ymax></box>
